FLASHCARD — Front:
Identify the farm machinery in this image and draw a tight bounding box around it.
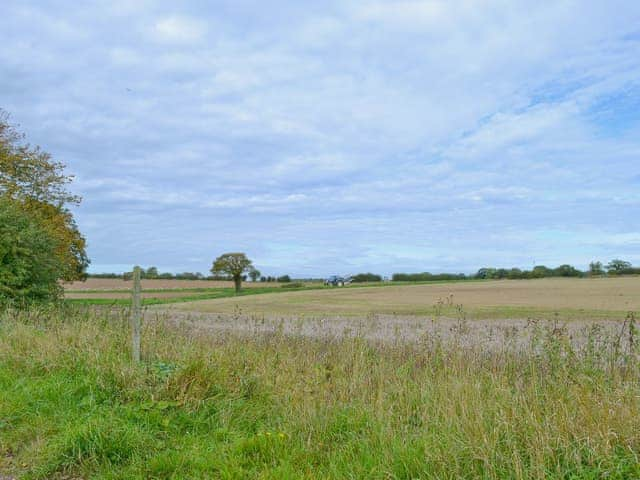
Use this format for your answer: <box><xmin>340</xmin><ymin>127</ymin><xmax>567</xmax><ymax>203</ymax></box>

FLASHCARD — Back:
<box><xmin>324</xmin><ymin>275</ymin><xmax>352</xmax><ymax>287</ymax></box>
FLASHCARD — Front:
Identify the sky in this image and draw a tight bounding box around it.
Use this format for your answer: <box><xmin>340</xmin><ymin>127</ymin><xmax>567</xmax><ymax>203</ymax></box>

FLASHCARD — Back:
<box><xmin>1</xmin><ymin>0</ymin><xmax>639</xmax><ymax>277</ymax></box>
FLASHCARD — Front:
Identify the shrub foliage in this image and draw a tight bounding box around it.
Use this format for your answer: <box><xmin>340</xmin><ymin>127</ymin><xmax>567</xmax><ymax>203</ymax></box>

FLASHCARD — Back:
<box><xmin>0</xmin><ymin>199</ymin><xmax>64</xmax><ymax>303</ymax></box>
<box><xmin>0</xmin><ymin>110</ymin><xmax>88</xmax><ymax>303</ymax></box>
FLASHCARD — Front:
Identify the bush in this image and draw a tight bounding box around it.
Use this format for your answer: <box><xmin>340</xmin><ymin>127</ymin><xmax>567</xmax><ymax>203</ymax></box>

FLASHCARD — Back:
<box><xmin>276</xmin><ymin>275</ymin><xmax>291</xmax><ymax>283</ymax></box>
<box><xmin>352</xmin><ymin>273</ymin><xmax>382</xmax><ymax>283</ymax></box>
<box><xmin>0</xmin><ymin>199</ymin><xmax>63</xmax><ymax>303</ymax></box>
<box><xmin>553</xmin><ymin>264</ymin><xmax>583</xmax><ymax>277</ymax></box>
<box><xmin>87</xmin><ymin>273</ymin><xmax>121</xmax><ymax>279</ymax></box>
<box><xmin>392</xmin><ymin>272</ymin><xmax>466</xmax><ymax>282</ymax></box>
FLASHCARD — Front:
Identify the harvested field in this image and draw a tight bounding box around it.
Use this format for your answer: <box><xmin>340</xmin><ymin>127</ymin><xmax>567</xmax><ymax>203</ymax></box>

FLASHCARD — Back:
<box><xmin>164</xmin><ymin>277</ymin><xmax>640</xmax><ymax>320</ymax></box>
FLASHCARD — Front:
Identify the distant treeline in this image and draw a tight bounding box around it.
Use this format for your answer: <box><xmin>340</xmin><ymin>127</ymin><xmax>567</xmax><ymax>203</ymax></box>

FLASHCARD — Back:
<box><xmin>392</xmin><ymin>272</ymin><xmax>467</xmax><ymax>281</ymax></box>
<box><xmin>89</xmin><ymin>271</ymin><xmax>214</xmax><ymax>281</ymax></box>
<box><xmin>351</xmin><ymin>273</ymin><xmax>383</xmax><ymax>282</ymax></box>
<box><xmin>88</xmin><ymin>260</ymin><xmax>639</xmax><ymax>284</ymax></box>
<box><xmin>259</xmin><ymin>275</ymin><xmax>292</xmax><ymax>283</ymax></box>
<box><xmin>88</xmin><ymin>267</ymin><xmax>293</xmax><ymax>282</ymax></box>
<box><xmin>391</xmin><ymin>259</ymin><xmax>639</xmax><ymax>282</ymax></box>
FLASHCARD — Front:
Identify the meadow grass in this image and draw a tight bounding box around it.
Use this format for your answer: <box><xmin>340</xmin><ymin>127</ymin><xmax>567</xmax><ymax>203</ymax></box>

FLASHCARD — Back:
<box><xmin>1</xmin><ymin>306</ymin><xmax>639</xmax><ymax>479</ymax></box>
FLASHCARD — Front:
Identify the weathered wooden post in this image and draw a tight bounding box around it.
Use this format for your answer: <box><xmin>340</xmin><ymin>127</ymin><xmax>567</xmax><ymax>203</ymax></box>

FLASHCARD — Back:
<box><xmin>130</xmin><ymin>266</ymin><xmax>142</xmax><ymax>362</ymax></box>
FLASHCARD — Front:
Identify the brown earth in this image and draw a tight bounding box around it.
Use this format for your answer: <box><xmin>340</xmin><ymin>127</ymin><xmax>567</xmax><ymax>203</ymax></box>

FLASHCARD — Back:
<box><xmin>147</xmin><ymin>277</ymin><xmax>639</xmax><ymax>348</ymax></box>
<box><xmin>164</xmin><ymin>277</ymin><xmax>640</xmax><ymax>317</ymax></box>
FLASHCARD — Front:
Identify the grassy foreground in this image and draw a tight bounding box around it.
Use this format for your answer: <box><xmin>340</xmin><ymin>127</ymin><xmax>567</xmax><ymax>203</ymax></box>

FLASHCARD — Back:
<box><xmin>1</xmin><ymin>307</ymin><xmax>639</xmax><ymax>479</ymax></box>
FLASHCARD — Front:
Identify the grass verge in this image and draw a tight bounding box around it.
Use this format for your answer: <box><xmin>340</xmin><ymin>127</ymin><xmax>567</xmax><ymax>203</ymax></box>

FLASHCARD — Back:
<box><xmin>1</xmin><ymin>306</ymin><xmax>639</xmax><ymax>479</ymax></box>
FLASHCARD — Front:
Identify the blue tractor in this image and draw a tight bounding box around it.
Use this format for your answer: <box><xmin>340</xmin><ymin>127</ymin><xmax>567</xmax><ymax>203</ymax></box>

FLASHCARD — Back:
<box><xmin>324</xmin><ymin>275</ymin><xmax>352</xmax><ymax>287</ymax></box>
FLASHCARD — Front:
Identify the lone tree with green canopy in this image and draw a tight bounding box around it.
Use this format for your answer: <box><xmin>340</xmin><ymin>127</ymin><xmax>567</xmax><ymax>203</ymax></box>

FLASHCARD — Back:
<box><xmin>211</xmin><ymin>253</ymin><xmax>254</xmax><ymax>293</ymax></box>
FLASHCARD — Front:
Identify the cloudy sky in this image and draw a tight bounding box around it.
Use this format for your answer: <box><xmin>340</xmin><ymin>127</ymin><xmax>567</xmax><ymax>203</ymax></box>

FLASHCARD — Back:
<box><xmin>2</xmin><ymin>1</ymin><xmax>639</xmax><ymax>276</ymax></box>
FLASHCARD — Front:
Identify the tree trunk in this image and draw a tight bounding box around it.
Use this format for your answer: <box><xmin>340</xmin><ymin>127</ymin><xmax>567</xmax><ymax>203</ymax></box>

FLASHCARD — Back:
<box><xmin>233</xmin><ymin>275</ymin><xmax>242</xmax><ymax>293</ymax></box>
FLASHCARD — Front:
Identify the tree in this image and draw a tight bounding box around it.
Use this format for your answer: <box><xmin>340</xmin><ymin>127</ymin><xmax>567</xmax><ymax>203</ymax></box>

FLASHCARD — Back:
<box><xmin>211</xmin><ymin>253</ymin><xmax>253</xmax><ymax>293</ymax></box>
<box><xmin>0</xmin><ymin>199</ymin><xmax>64</xmax><ymax>303</ymax></box>
<box><xmin>123</xmin><ymin>266</ymin><xmax>141</xmax><ymax>281</ymax></box>
<box><xmin>606</xmin><ymin>259</ymin><xmax>632</xmax><ymax>274</ymax></box>
<box><xmin>507</xmin><ymin>268</ymin><xmax>523</xmax><ymax>279</ymax></box>
<box><xmin>352</xmin><ymin>273</ymin><xmax>382</xmax><ymax>282</ymax></box>
<box><xmin>475</xmin><ymin>268</ymin><xmax>496</xmax><ymax>279</ymax></box>
<box><xmin>145</xmin><ymin>266</ymin><xmax>159</xmax><ymax>279</ymax></box>
<box><xmin>277</xmin><ymin>274</ymin><xmax>291</xmax><ymax>283</ymax></box>
<box><xmin>553</xmin><ymin>264</ymin><xmax>582</xmax><ymax>277</ymax></box>
<box><xmin>0</xmin><ymin>110</ymin><xmax>89</xmax><ymax>281</ymax></box>
<box><xmin>531</xmin><ymin>265</ymin><xmax>552</xmax><ymax>278</ymax></box>
<box><xmin>589</xmin><ymin>261</ymin><xmax>604</xmax><ymax>276</ymax></box>
<box><xmin>249</xmin><ymin>267</ymin><xmax>261</xmax><ymax>282</ymax></box>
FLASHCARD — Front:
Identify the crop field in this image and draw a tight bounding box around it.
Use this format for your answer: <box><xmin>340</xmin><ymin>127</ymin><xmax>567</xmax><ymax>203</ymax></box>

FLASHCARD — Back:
<box><xmin>66</xmin><ymin>277</ymin><xmax>640</xmax><ymax>320</ymax></box>
<box><xmin>148</xmin><ymin>277</ymin><xmax>639</xmax><ymax>349</ymax></box>
<box><xmin>166</xmin><ymin>277</ymin><xmax>639</xmax><ymax>320</ymax></box>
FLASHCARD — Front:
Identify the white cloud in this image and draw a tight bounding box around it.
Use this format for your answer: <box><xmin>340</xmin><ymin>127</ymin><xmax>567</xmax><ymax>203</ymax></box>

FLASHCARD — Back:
<box><xmin>152</xmin><ymin>16</ymin><xmax>206</xmax><ymax>44</ymax></box>
<box><xmin>1</xmin><ymin>0</ymin><xmax>639</xmax><ymax>274</ymax></box>
<box><xmin>109</xmin><ymin>47</ymin><xmax>141</xmax><ymax>66</ymax></box>
<box><xmin>351</xmin><ymin>1</ymin><xmax>453</xmax><ymax>30</ymax></box>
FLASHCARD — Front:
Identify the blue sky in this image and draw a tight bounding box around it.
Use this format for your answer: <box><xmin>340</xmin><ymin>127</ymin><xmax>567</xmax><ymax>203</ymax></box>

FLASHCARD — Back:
<box><xmin>1</xmin><ymin>1</ymin><xmax>639</xmax><ymax>277</ymax></box>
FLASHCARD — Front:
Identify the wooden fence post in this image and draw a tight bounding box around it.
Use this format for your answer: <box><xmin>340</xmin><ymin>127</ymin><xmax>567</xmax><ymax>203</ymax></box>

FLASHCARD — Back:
<box><xmin>131</xmin><ymin>266</ymin><xmax>141</xmax><ymax>362</ymax></box>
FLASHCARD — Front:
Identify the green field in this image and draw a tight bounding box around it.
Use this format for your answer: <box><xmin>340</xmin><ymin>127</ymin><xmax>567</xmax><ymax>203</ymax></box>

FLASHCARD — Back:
<box><xmin>1</xmin><ymin>306</ymin><xmax>639</xmax><ymax>479</ymax></box>
<box><xmin>65</xmin><ymin>285</ymin><xmax>314</xmax><ymax>307</ymax></box>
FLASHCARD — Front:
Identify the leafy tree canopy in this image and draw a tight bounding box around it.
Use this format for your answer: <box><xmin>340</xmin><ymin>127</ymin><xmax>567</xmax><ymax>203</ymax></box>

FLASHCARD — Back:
<box><xmin>211</xmin><ymin>253</ymin><xmax>253</xmax><ymax>293</ymax></box>
<box><xmin>0</xmin><ymin>110</ymin><xmax>88</xmax><ymax>281</ymax></box>
<box><xmin>606</xmin><ymin>259</ymin><xmax>632</xmax><ymax>273</ymax></box>
<box><xmin>589</xmin><ymin>261</ymin><xmax>604</xmax><ymax>275</ymax></box>
<box><xmin>0</xmin><ymin>111</ymin><xmax>79</xmax><ymax>206</ymax></box>
<box><xmin>0</xmin><ymin>199</ymin><xmax>63</xmax><ymax>303</ymax></box>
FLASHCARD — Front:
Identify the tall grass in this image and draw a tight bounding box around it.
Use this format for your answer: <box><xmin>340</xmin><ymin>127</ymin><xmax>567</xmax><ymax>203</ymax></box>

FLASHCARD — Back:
<box><xmin>0</xmin><ymin>306</ymin><xmax>638</xmax><ymax>479</ymax></box>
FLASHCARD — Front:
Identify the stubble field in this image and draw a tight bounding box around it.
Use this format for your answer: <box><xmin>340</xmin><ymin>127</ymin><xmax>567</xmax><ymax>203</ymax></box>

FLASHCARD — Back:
<box><xmin>164</xmin><ymin>277</ymin><xmax>639</xmax><ymax>319</ymax></box>
<box><xmin>149</xmin><ymin>277</ymin><xmax>639</xmax><ymax>349</ymax></box>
